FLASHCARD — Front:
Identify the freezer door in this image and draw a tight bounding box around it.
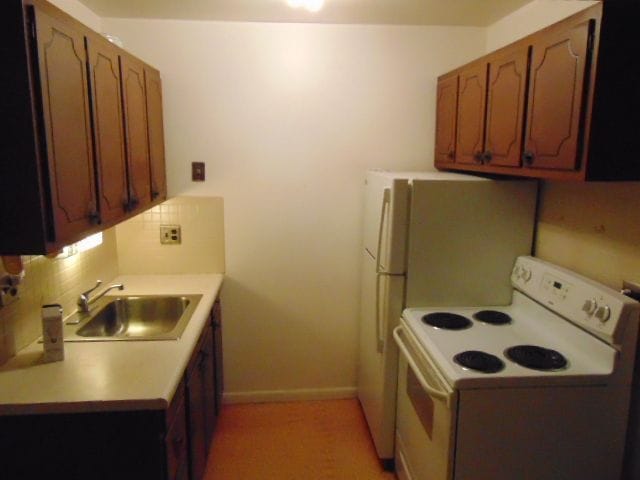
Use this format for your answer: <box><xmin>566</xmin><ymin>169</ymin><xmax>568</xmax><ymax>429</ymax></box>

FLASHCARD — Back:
<box><xmin>363</xmin><ymin>172</ymin><xmax>410</xmax><ymax>274</ymax></box>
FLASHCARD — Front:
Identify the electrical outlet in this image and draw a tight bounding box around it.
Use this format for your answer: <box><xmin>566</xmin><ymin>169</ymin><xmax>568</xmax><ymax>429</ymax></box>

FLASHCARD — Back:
<box><xmin>160</xmin><ymin>225</ymin><xmax>182</xmax><ymax>245</ymax></box>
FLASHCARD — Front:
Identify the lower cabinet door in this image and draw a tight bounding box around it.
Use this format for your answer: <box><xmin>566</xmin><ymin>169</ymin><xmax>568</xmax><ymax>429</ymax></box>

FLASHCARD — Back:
<box><xmin>202</xmin><ymin>323</ymin><xmax>217</xmax><ymax>450</ymax></box>
<box><xmin>166</xmin><ymin>394</ymin><xmax>189</xmax><ymax>480</ymax></box>
<box><xmin>187</xmin><ymin>350</ymin><xmax>208</xmax><ymax>480</ymax></box>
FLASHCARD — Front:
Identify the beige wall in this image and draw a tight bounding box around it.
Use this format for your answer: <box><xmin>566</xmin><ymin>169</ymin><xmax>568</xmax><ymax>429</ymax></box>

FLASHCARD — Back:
<box><xmin>0</xmin><ymin>230</ymin><xmax>119</xmax><ymax>364</ymax></box>
<box><xmin>48</xmin><ymin>0</ymin><xmax>102</xmax><ymax>31</ymax></box>
<box><xmin>486</xmin><ymin>0</ymin><xmax>597</xmax><ymax>51</ymax></box>
<box><xmin>101</xmin><ymin>17</ymin><xmax>487</xmax><ymax>399</ymax></box>
<box><xmin>116</xmin><ymin>196</ymin><xmax>225</xmax><ymax>275</ymax></box>
<box><xmin>486</xmin><ymin>1</ymin><xmax>640</xmax><ymax>291</ymax></box>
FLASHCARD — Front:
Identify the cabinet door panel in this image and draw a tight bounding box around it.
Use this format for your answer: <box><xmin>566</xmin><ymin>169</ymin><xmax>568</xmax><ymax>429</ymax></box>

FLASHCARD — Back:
<box><xmin>34</xmin><ymin>8</ymin><xmax>97</xmax><ymax>244</ymax></box>
<box><xmin>87</xmin><ymin>37</ymin><xmax>128</xmax><ymax>225</ymax></box>
<box><xmin>213</xmin><ymin>301</ymin><xmax>224</xmax><ymax>417</ymax></box>
<box><xmin>455</xmin><ymin>63</ymin><xmax>487</xmax><ymax>165</ymax></box>
<box><xmin>524</xmin><ymin>20</ymin><xmax>592</xmax><ymax>170</ymax></box>
<box><xmin>120</xmin><ymin>56</ymin><xmax>151</xmax><ymax>212</ymax></box>
<box><xmin>434</xmin><ymin>75</ymin><xmax>458</xmax><ymax>165</ymax></box>
<box><xmin>144</xmin><ymin>67</ymin><xmax>167</xmax><ymax>203</ymax></box>
<box><xmin>187</xmin><ymin>351</ymin><xmax>208</xmax><ymax>480</ymax></box>
<box><xmin>166</xmin><ymin>394</ymin><xmax>188</xmax><ymax>480</ymax></box>
<box><xmin>485</xmin><ymin>48</ymin><xmax>528</xmax><ymax>167</ymax></box>
<box><xmin>202</xmin><ymin>323</ymin><xmax>216</xmax><ymax>450</ymax></box>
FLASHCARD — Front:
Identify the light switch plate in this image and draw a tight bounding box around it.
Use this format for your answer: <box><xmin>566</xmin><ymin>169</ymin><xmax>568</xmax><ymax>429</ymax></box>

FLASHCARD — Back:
<box><xmin>160</xmin><ymin>225</ymin><xmax>182</xmax><ymax>245</ymax></box>
<box><xmin>192</xmin><ymin>162</ymin><xmax>205</xmax><ymax>181</ymax></box>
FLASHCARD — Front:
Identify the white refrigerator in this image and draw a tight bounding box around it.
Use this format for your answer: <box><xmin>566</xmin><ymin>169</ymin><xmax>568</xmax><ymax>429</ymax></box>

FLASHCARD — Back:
<box><xmin>357</xmin><ymin>170</ymin><xmax>537</xmax><ymax>467</ymax></box>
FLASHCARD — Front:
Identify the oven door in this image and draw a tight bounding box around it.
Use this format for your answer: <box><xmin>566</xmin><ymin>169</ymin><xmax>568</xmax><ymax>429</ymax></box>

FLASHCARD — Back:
<box><xmin>393</xmin><ymin>325</ymin><xmax>457</xmax><ymax>480</ymax></box>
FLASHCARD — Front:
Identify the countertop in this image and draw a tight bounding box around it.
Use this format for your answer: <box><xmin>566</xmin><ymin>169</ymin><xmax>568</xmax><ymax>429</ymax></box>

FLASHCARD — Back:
<box><xmin>0</xmin><ymin>274</ymin><xmax>223</xmax><ymax>415</ymax></box>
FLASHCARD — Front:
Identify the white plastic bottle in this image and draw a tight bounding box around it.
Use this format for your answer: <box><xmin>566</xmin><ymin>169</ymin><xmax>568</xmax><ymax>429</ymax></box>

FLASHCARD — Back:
<box><xmin>42</xmin><ymin>304</ymin><xmax>64</xmax><ymax>362</ymax></box>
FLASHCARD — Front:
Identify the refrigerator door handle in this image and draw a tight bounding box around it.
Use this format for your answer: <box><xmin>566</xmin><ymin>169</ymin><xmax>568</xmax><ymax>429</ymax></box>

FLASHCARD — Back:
<box><xmin>375</xmin><ymin>187</ymin><xmax>406</xmax><ymax>277</ymax></box>
<box><xmin>375</xmin><ymin>271</ymin><xmax>385</xmax><ymax>353</ymax></box>
<box><xmin>375</xmin><ymin>188</ymin><xmax>390</xmax><ymax>275</ymax></box>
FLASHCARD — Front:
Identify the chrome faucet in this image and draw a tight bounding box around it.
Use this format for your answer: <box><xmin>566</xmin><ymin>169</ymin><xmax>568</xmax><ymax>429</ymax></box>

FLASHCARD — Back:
<box><xmin>77</xmin><ymin>280</ymin><xmax>124</xmax><ymax>313</ymax></box>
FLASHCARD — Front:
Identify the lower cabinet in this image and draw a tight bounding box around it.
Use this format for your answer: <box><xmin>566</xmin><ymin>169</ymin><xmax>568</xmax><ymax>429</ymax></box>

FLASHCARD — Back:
<box><xmin>166</xmin><ymin>299</ymin><xmax>224</xmax><ymax>480</ymax></box>
<box><xmin>0</xmin><ymin>299</ymin><xmax>223</xmax><ymax>480</ymax></box>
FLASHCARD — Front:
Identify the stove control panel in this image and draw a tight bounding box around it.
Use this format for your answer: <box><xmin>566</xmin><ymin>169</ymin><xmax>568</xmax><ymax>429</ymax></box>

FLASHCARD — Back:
<box><xmin>512</xmin><ymin>256</ymin><xmax>640</xmax><ymax>344</ymax></box>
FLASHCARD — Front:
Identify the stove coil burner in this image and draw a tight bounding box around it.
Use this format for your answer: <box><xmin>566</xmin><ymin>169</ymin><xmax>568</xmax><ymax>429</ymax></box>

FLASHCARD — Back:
<box><xmin>472</xmin><ymin>310</ymin><xmax>512</xmax><ymax>325</ymax></box>
<box><xmin>422</xmin><ymin>312</ymin><xmax>472</xmax><ymax>330</ymax></box>
<box><xmin>453</xmin><ymin>350</ymin><xmax>505</xmax><ymax>374</ymax></box>
<box><xmin>505</xmin><ymin>345</ymin><xmax>568</xmax><ymax>371</ymax></box>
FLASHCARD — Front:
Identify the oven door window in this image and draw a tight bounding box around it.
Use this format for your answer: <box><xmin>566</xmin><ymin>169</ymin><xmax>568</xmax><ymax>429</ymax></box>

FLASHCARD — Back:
<box><xmin>407</xmin><ymin>366</ymin><xmax>435</xmax><ymax>438</ymax></box>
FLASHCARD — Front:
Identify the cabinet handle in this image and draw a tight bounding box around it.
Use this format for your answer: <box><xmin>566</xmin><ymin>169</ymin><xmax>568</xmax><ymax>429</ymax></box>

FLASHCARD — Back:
<box><xmin>152</xmin><ymin>190</ymin><xmax>160</xmax><ymax>200</ymax></box>
<box><xmin>172</xmin><ymin>435</ymin><xmax>184</xmax><ymax>453</ymax></box>
<box><xmin>473</xmin><ymin>151</ymin><xmax>483</xmax><ymax>163</ymax></box>
<box><xmin>129</xmin><ymin>197</ymin><xmax>139</xmax><ymax>210</ymax></box>
<box><xmin>482</xmin><ymin>151</ymin><xmax>492</xmax><ymax>163</ymax></box>
<box><xmin>88</xmin><ymin>210</ymin><xmax>101</xmax><ymax>225</ymax></box>
<box><xmin>522</xmin><ymin>151</ymin><xmax>535</xmax><ymax>166</ymax></box>
<box><xmin>447</xmin><ymin>151</ymin><xmax>455</xmax><ymax>160</ymax></box>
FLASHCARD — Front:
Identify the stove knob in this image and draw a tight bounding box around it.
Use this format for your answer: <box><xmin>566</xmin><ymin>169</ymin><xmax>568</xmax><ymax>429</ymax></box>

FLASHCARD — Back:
<box><xmin>522</xmin><ymin>268</ymin><xmax>532</xmax><ymax>282</ymax></box>
<box><xmin>512</xmin><ymin>265</ymin><xmax>522</xmax><ymax>278</ymax></box>
<box><xmin>595</xmin><ymin>305</ymin><xmax>611</xmax><ymax>322</ymax></box>
<box><xmin>582</xmin><ymin>298</ymin><xmax>598</xmax><ymax>315</ymax></box>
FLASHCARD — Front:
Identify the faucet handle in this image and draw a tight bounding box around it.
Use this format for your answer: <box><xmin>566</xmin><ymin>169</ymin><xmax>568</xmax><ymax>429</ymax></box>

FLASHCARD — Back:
<box><xmin>81</xmin><ymin>280</ymin><xmax>102</xmax><ymax>298</ymax></box>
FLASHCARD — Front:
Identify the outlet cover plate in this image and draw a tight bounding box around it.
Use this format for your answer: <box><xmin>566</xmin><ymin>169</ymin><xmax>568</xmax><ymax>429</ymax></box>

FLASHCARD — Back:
<box><xmin>160</xmin><ymin>225</ymin><xmax>182</xmax><ymax>245</ymax></box>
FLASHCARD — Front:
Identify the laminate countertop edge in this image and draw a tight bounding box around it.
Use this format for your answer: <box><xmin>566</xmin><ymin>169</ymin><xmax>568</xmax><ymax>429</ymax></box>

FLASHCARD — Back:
<box><xmin>0</xmin><ymin>273</ymin><xmax>224</xmax><ymax>416</ymax></box>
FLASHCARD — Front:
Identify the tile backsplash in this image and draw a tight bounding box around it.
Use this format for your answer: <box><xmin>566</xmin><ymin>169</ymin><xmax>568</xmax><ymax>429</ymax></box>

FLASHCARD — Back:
<box><xmin>116</xmin><ymin>196</ymin><xmax>225</xmax><ymax>275</ymax></box>
<box><xmin>0</xmin><ymin>229</ymin><xmax>119</xmax><ymax>363</ymax></box>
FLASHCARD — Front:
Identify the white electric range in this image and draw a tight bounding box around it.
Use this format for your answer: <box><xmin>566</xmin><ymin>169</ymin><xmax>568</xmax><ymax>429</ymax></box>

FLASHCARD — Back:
<box><xmin>393</xmin><ymin>256</ymin><xmax>640</xmax><ymax>480</ymax></box>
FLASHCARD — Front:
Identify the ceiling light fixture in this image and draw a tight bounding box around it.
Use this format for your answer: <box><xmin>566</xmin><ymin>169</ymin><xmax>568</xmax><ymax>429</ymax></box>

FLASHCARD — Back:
<box><xmin>286</xmin><ymin>0</ymin><xmax>325</xmax><ymax>13</ymax></box>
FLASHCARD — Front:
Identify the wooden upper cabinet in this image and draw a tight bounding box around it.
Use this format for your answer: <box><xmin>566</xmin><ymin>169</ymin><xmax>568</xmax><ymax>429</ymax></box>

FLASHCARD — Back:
<box><xmin>86</xmin><ymin>36</ymin><xmax>128</xmax><ymax>225</ymax></box>
<box><xmin>434</xmin><ymin>74</ymin><xmax>458</xmax><ymax>166</ymax></box>
<box><xmin>120</xmin><ymin>55</ymin><xmax>152</xmax><ymax>213</ymax></box>
<box><xmin>484</xmin><ymin>47</ymin><xmax>529</xmax><ymax>168</ymax></box>
<box><xmin>33</xmin><ymin>7</ymin><xmax>98</xmax><ymax>245</ymax></box>
<box><xmin>523</xmin><ymin>19</ymin><xmax>593</xmax><ymax>171</ymax></box>
<box><xmin>455</xmin><ymin>63</ymin><xmax>487</xmax><ymax>165</ymax></box>
<box><xmin>144</xmin><ymin>67</ymin><xmax>168</xmax><ymax>203</ymax></box>
<box><xmin>433</xmin><ymin>3</ymin><xmax>640</xmax><ymax>181</ymax></box>
<box><xmin>2</xmin><ymin>0</ymin><xmax>168</xmax><ymax>255</ymax></box>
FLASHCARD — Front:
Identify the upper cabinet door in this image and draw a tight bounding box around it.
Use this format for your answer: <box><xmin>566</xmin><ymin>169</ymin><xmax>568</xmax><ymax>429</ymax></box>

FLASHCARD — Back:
<box><xmin>33</xmin><ymin>8</ymin><xmax>98</xmax><ymax>244</ymax></box>
<box><xmin>523</xmin><ymin>20</ymin><xmax>593</xmax><ymax>171</ymax></box>
<box><xmin>120</xmin><ymin>55</ymin><xmax>152</xmax><ymax>212</ymax></box>
<box><xmin>485</xmin><ymin>47</ymin><xmax>529</xmax><ymax>167</ymax></box>
<box><xmin>144</xmin><ymin>67</ymin><xmax>167</xmax><ymax>203</ymax></box>
<box><xmin>434</xmin><ymin>74</ymin><xmax>458</xmax><ymax>166</ymax></box>
<box><xmin>455</xmin><ymin>63</ymin><xmax>487</xmax><ymax>165</ymax></box>
<box><xmin>86</xmin><ymin>36</ymin><xmax>128</xmax><ymax>225</ymax></box>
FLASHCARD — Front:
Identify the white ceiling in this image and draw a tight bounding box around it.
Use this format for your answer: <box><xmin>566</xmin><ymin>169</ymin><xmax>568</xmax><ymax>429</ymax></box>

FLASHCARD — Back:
<box><xmin>77</xmin><ymin>0</ymin><xmax>534</xmax><ymax>26</ymax></box>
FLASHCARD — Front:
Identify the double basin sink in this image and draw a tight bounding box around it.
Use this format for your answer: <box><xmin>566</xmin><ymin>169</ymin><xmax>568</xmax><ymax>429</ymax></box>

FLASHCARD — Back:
<box><xmin>63</xmin><ymin>294</ymin><xmax>202</xmax><ymax>342</ymax></box>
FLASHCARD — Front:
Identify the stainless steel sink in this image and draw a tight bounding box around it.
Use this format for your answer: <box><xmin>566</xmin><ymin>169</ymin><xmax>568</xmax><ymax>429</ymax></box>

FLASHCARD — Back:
<box><xmin>63</xmin><ymin>294</ymin><xmax>202</xmax><ymax>341</ymax></box>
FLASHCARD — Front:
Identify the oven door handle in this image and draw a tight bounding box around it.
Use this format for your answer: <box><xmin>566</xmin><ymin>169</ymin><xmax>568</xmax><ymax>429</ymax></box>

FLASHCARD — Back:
<box><xmin>393</xmin><ymin>326</ymin><xmax>453</xmax><ymax>407</ymax></box>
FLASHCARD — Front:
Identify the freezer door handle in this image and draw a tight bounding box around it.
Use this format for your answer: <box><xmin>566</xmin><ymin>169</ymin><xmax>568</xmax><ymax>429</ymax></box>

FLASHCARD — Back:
<box><xmin>375</xmin><ymin>188</ymin><xmax>390</xmax><ymax>275</ymax></box>
<box><xmin>393</xmin><ymin>326</ymin><xmax>453</xmax><ymax>407</ymax></box>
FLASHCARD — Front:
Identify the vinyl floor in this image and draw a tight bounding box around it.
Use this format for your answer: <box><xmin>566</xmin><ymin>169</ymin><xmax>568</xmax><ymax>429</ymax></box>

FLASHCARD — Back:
<box><xmin>204</xmin><ymin>398</ymin><xmax>397</xmax><ymax>480</ymax></box>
